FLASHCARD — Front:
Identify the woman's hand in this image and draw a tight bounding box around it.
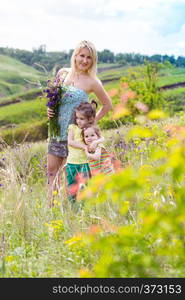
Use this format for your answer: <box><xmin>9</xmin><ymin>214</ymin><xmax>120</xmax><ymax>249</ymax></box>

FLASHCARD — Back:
<box><xmin>47</xmin><ymin>108</ymin><xmax>55</xmax><ymax>118</ymax></box>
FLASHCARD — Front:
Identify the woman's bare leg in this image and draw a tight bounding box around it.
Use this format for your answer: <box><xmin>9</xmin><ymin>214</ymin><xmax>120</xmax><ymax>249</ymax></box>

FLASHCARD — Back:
<box><xmin>47</xmin><ymin>153</ymin><xmax>67</xmax><ymax>206</ymax></box>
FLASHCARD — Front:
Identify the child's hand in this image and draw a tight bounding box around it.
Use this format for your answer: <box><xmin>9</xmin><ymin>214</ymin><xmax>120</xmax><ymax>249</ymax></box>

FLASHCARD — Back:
<box><xmin>88</xmin><ymin>141</ymin><xmax>98</xmax><ymax>152</ymax></box>
<box><xmin>84</xmin><ymin>146</ymin><xmax>89</xmax><ymax>155</ymax></box>
<box><xmin>82</xmin><ymin>144</ymin><xmax>88</xmax><ymax>151</ymax></box>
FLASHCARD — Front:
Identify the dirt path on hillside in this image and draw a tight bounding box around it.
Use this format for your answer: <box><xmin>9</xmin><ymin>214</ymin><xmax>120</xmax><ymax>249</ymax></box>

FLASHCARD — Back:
<box><xmin>0</xmin><ymin>99</ymin><xmax>21</xmax><ymax>107</ymax></box>
<box><xmin>102</xmin><ymin>77</ymin><xmax>185</xmax><ymax>89</ymax></box>
<box><xmin>159</xmin><ymin>82</ymin><xmax>185</xmax><ymax>90</ymax></box>
<box><xmin>99</xmin><ymin>66</ymin><xmax>185</xmax><ymax>88</ymax></box>
<box><xmin>1</xmin><ymin>74</ymin><xmax>185</xmax><ymax>108</ymax></box>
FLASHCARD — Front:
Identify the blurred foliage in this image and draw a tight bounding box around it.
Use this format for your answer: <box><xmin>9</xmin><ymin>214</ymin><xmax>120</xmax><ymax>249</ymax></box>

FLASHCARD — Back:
<box><xmin>0</xmin><ymin>108</ymin><xmax>185</xmax><ymax>277</ymax></box>
<box><xmin>76</xmin><ymin>120</ymin><xmax>185</xmax><ymax>277</ymax></box>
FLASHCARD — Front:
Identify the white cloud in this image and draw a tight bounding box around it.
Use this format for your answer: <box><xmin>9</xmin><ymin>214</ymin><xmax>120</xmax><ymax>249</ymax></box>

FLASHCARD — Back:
<box><xmin>1</xmin><ymin>0</ymin><xmax>185</xmax><ymax>56</ymax></box>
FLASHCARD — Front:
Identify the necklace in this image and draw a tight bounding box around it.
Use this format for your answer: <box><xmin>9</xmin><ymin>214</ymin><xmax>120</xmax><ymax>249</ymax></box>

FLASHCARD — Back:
<box><xmin>72</xmin><ymin>72</ymin><xmax>81</xmax><ymax>87</ymax></box>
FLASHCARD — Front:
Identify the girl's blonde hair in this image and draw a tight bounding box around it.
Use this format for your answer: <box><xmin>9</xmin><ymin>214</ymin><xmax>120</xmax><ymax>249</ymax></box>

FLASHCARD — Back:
<box><xmin>82</xmin><ymin>125</ymin><xmax>101</xmax><ymax>144</ymax></box>
<box><xmin>70</xmin><ymin>40</ymin><xmax>97</xmax><ymax>78</ymax></box>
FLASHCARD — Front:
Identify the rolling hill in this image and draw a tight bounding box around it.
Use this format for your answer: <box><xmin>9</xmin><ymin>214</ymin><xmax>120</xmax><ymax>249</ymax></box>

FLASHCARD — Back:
<box><xmin>0</xmin><ymin>54</ymin><xmax>45</xmax><ymax>98</ymax></box>
<box><xmin>1</xmin><ymin>56</ymin><xmax>185</xmax><ymax>145</ymax></box>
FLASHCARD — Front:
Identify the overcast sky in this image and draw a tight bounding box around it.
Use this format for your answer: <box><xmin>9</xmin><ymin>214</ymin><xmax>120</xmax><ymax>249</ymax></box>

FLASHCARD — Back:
<box><xmin>1</xmin><ymin>0</ymin><xmax>185</xmax><ymax>57</ymax></box>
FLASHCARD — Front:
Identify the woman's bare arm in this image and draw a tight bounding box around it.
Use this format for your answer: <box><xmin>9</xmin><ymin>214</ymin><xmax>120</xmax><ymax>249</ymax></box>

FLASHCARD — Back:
<box><xmin>91</xmin><ymin>78</ymin><xmax>113</xmax><ymax>122</ymax></box>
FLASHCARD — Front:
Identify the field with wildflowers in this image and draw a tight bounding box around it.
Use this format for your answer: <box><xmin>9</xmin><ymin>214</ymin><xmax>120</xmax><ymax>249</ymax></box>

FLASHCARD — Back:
<box><xmin>0</xmin><ymin>112</ymin><xmax>185</xmax><ymax>277</ymax></box>
<box><xmin>0</xmin><ymin>62</ymin><xmax>185</xmax><ymax>277</ymax></box>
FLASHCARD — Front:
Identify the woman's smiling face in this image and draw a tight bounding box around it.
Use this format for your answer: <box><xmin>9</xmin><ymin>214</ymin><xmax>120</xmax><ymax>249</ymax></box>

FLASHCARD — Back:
<box><xmin>75</xmin><ymin>47</ymin><xmax>93</xmax><ymax>73</ymax></box>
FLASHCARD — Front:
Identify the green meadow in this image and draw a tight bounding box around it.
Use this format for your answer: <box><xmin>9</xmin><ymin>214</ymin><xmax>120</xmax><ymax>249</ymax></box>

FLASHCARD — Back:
<box><xmin>0</xmin><ymin>115</ymin><xmax>185</xmax><ymax>277</ymax></box>
<box><xmin>0</xmin><ymin>57</ymin><xmax>185</xmax><ymax>277</ymax></box>
<box><xmin>157</xmin><ymin>66</ymin><xmax>185</xmax><ymax>87</ymax></box>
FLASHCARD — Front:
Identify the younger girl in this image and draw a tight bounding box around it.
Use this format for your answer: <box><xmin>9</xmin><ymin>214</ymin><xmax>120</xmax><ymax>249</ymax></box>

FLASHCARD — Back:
<box><xmin>66</xmin><ymin>101</ymin><xmax>103</xmax><ymax>202</ymax></box>
<box><xmin>82</xmin><ymin>125</ymin><xmax>114</xmax><ymax>176</ymax></box>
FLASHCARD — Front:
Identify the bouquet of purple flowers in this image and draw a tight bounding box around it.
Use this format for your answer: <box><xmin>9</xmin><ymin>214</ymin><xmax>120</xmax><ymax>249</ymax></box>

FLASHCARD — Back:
<box><xmin>44</xmin><ymin>78</ymin><xmax>67</xmax><ymax>139</ymax></box>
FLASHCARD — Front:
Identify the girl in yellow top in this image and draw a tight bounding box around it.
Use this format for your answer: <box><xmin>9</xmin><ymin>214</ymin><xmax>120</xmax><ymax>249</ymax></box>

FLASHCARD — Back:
<box><xmin>66</xmin><ymin>101</ymin><xmax>103</xmax><ymax>202</ymax></box>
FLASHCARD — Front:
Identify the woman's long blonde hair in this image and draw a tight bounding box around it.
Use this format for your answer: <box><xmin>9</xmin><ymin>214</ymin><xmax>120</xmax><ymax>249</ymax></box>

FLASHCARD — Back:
<box><xmin>70</xmin><ymin>40</ymin><xmax>98</xmax><ymax>78</ymax></box>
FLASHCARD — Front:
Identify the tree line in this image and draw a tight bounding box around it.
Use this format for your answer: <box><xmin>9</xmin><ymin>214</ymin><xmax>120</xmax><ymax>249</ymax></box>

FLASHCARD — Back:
<box><xmin>1</xmin><ymin>45</ymin><xmax>185</xmax><ymax>72</ymax></box>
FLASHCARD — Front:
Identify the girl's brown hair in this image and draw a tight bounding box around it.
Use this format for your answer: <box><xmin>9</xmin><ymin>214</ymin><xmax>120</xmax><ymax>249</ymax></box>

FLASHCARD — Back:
<box><xmin>73</xmin><ymin>100</ymin><xmax>97</xmax><ymax>125</ymax></box>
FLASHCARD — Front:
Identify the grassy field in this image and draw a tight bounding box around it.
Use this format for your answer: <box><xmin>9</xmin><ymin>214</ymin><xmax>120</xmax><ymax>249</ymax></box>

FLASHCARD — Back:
<box><xmin>0</xmin><ymin>114</ymin><xmax>185</xmax><ymax>277</ymax></box>
<box><xmin>98</xmin><ymin>66</ymin><xmax>128</xmax><ymax>81</ymax></box>
<box><xmin>98</xmin><ymin>65</ymin><xmax>185</xmax><ymax>87</ymax></box>
<box><xmin>162</xmin><ymin>87</ymin><xmax>185</xmax><ymax>113</ymax></box>
<box><xmin>157</xmin><ymin>67</ymin><xmax>185</xmax><ymax>87</ymax></box>
<box><xmin>0</xmin><ymin>98</ymin><xmax>45</xmax><ymax>126</ymax></box>
<box><xmin>0</xmin><ymin>58</ymin><xmax>185</xmax><ymax>277</ymax></box>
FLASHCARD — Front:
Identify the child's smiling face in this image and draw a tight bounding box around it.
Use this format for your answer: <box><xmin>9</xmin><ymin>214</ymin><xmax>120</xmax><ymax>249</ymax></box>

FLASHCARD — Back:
<box><xmin>83</xmin><ymin>127</ymin><xmax>99</xmax><ymax>145</ymax></box>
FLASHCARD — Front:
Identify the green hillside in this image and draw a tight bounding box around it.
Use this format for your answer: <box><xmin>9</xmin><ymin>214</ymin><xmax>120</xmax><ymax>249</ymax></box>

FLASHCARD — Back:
<box><xmin>99</xmin><ymin>65</ymin><xmax>185</xmax><ymax>87</ymax></box>
<box><xmin>1</xmin><ymin>58</ymin><xmax>185</xmax><ymax>145</ymax></box>
<box><xmin>157</xmin><ymin>67</ymin><xmax>185</xmax><ymax>87</ymax></box>
<box><xmin>98</xmin><ymin>66</ymin><xmax>128</xmax><ymax>82</ymax></box>
<box><xmin>0</xmin><ymin>55</ymin><xmax>45</xmax><ymax>98</ymax></box>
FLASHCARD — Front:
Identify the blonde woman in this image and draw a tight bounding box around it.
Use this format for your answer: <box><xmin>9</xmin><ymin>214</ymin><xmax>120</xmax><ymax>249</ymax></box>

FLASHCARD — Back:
<box><xmin>47</xmin><ymin>40</ymin><xmax>112</xmax><ymax>205</ymax></box>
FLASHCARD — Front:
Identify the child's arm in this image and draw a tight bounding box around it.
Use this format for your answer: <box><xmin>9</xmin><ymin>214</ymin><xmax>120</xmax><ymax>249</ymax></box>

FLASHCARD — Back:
<box><xmin>85</xmin><ymin>147</ymin><xmax>101</xmax><ymax>160</ymax></box>
<box><xmin>88</xmin><ymin>136</ymin><xmax>105</xmax><ymax>152</ymax></box>
<box><xmin>68</xmin><ymin>128</ymin><xmax>86</xmax><ymax>150</ymax></box>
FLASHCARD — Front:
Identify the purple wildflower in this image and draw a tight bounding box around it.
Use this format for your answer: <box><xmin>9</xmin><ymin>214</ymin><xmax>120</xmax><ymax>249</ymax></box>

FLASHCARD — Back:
<box><xmin>44</xmin><ymin>78</ymin><xmax>67</xmax><ymax>138</ymax></box>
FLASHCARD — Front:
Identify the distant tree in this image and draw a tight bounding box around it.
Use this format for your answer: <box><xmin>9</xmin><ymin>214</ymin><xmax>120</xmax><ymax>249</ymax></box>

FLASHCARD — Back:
<box><xmin>168</xmin><ymin>55</ymin><xmax>176</xmax><ymax>65</ymax></box>
<box><xmin>68</xmin><ymin>49</ymin><xmax>74</xmax><ymax>60</ymax></box>
<box><xmin>163</xmin><ymin>55</ymin><xmax>171</xmax><ymax>63</ymax></box>
<box><xmin>176</xmin><ymin>56</ymin><xmax>185</xmax><ymax>67</ymax></box>
<box><xmin>32</xmin><ymin>44</ymin><xmax>46</xmax><ymax>54</ymax></box>
<box><xmin>0</xmin><ymin>45</ymin><xmax>184</xmax><ymax>73</ymax></box>
<box><xmin>13</xmin><ymin>49</ymin><xmax>33</xmax><ymax>65</ymax></box>
<box><xmin>149</xmin><ymin>55</ymin><xmax>176</xmax><ymax>66</ymax></box>
<box><xmin>115</xmin><ymin>53</ymin><xmax>127</xmax><ymax>65</ymax></box>
<box><xmin>150</xmin><ymin>54</ymin><xmax>163</xmax><ymax>63</ymax></box>
<box><xmin>134</xmin><ymin>53</ymin><xmax>145</xmax><ymax>64</ymax></box>
<box><xmin>98</xmin><ymin>49</ymin><xmax>115</xmax><ymax>63</ymax></box>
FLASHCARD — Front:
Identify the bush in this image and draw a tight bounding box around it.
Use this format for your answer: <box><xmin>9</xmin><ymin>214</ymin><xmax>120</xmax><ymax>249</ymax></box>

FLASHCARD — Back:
<box><xmin>162</xmin><ymin>88</ymin><xmax>185</xmax><ymax>114</ymax></box>
<box><xmin>78</xmin><ymin>122</ymin><xmax>185</xmax><ymax>277</ymax></box>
